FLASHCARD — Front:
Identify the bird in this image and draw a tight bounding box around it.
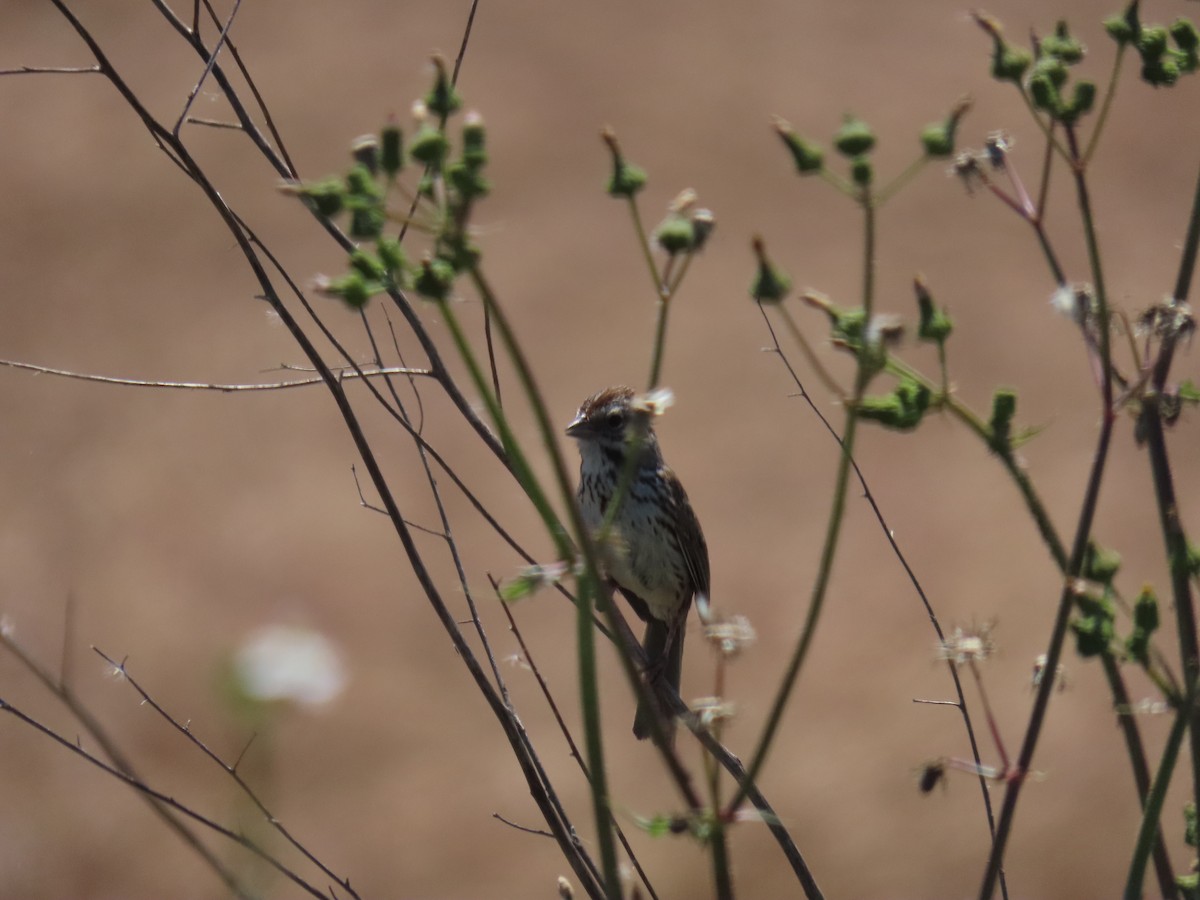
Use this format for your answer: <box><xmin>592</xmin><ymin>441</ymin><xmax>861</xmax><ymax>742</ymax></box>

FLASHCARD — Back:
<box><xmin>565</xmin><ymin>386</ymin><xmax>710</xmax><ymax>740</ymax></box>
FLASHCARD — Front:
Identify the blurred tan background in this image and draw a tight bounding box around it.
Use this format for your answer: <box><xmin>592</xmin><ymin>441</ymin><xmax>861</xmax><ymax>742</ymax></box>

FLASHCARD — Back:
<box><xmin>3</xmin><ymin>1</ymin><xmax>1200</xmax><ymax>897</ymax></box>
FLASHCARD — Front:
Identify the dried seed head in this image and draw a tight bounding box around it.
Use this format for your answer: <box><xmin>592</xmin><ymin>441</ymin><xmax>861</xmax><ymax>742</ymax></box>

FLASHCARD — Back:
<box><xmin>692</xmin><ymin>696</ymin><xmax>738</xmax><ymax>730</ymax></box>
<box><xmin>1031</xmin><ymin>654</ymin><xmax>1068</xmax><ymax>691</ymax></box>
<box><xmin>937</xmin><ymin>622</ymin><xmax>996</xmax><ymax>666</ymax></box>
<box><xmin>704</xmin><ymin>614</ymin><xmax>757</xmax><ymax>658</ymax></box>
<box><xmin>950</xmin><ymin>151</ymin><xmax>984</xmax><ymax>194</ymax></box>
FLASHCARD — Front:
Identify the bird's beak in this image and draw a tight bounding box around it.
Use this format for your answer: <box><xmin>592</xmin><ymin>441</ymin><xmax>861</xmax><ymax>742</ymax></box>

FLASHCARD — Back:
<box><xmin>565</xmin><ymin>414</ymin><xmax>591</xmax><ymax>439</ymax></box>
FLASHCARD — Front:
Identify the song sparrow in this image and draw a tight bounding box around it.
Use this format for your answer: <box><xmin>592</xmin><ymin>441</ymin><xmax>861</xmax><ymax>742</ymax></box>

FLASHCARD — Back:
<box><xmin>566</xmin><ymin>386</ymin><xmax>710</xmax><ymax>740</ymax></box>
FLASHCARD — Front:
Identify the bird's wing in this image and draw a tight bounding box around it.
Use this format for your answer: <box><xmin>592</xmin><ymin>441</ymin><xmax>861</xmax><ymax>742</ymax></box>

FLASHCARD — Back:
<box><xmin>665</xmin><ymin>465</ymin><xmax>711</xmax><ymax>602</ymax></box>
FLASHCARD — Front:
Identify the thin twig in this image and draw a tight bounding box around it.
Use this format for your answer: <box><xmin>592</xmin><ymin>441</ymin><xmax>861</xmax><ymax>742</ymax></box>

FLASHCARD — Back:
<box><xmin>492</xmin><ymin>813</ymin><xmax>553</xmax><ymax>837</ymax></box>
<box><xmin>0</xmin><ymin>697</ymin><xmax>330</xmax><ymax>899</ymax></box>
<box><xmin>92</xmin><ymin>648</ymin><xmax>363</xmax><ymax>900</ymax></box>
<box><xmin>758</xmin><ymin>304</ymin><xmax>996</xmax><ymax>898</ymax></box>
<box><xmin>0</xmin><ymin>358</ymin><xmax>431</xmax><ymax>391</ymax></box>
<box><xmin>0</xmin><ymin>64</ymin><xmax>101</xmax><ymax>75</ymax></box>
<box><xmin>173</xmin><ymin>0</ymin><xmax>243</xmax><ymax>138</ymax></box>
<box><xmin>0</xmin><ymin>631</ymin><xmax>256</xmax><ymax>900</ymax></box>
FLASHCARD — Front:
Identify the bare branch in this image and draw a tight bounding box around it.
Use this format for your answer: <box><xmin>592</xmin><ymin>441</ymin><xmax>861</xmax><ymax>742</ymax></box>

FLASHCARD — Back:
<box><xmin>0</xmin><ymin>65</ymin><xmax>101</xmax><ymax>76</ymax></box>
<box><xmin>0</xmin><ymin>358</ymin><xmax>431</xmax><ymax>392</ymax></box>
<box><xmin>92</xmin><ymin>648</ymin><xmax>362</xmax><ymax>900</ymax></box>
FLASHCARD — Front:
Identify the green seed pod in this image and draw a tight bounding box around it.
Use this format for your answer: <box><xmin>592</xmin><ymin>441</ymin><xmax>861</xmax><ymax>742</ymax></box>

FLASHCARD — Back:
<box><xmin>414</xmin><ymin>256</ymin><xmax>456</xmax><ymax>301</ymax></box>
<box><xmin>351</xmin><ymin>135</ymin><xmax>380</xmax><ymax>175</ymax></box>
<box><xmin>1032</xmin><ymin>56</ymin><xmax>1070</xmax><ymax>88</ymax></box>
<box><xmin>654</xmin><ymin>213</ymin><xmax>695</xmax><ymax>256</ymax></box>
<box><xmin>1062</xmin><ymin>80</ymin><xmax>1096</xmax><ymax>122</ymax></box>
<box><xmin>348</xmin><ymin>203</ymin><xmax>385</xmax><ymax>240</ymax></box>
<box><xmin>1029</xmin><ymin>73</ymin><xmax>1062</xmax><ymax>115</ymax></box>
<box><xmin>1070</xmin><ymin>612</ymin><xmax>1113</xmax><ymax>658</ymax></box>
<box><xmin>749</xmin><ymin>236</ymin><xmax>791</xmax><ymax>304</ymax></box>
<box><xmin>834</xmin><ymin>115</ymin><xmax>875</xmax><ymax>157</ymax></box>
<box><xmin>349</xmin><ymin>249</ymin><xmax>386</xmax><ymax>280</ymax></box>
<box><xmin>690</xmin><ymin>208</ymin><xmax>715</xmax><ymax>251</ymax></box>
<box><xmin>1133</xmin><ymin>587</ymin><xmax>1159</xmax><ymax>634</ymax></box>
<box><xmin>1139</xmin><ymin>25</ymin><xmax>1169</xmax><ymax>57</ymax></box>
<box><xmin>915</xmin><ymin>277</ymin><xmax>953</xmax><ymax>342</ymax></box>
<box><xmin>850</xmin><ymin>156</ymin><xmax>873</xmax><ymax>186</ymax></box>
<box><xmin>975</xmin><ymin>12</ymin><xmax>1032</xmax><ymax>82</ymax></box>
<box><xmin>345</xmin><ymin>163</ymin><xmax>382</xmax><ymax>200</ymax></box>
<box><xmin>381</xmin><ymin>123</ymin><xmax>404</xmax><ymax>177</ymax></box>
<box><xmin>992</xmin><ymin>43</ymin><xmax>1032</xmax><ymax>82</ymax></box>
<box><xmin>1142</xmin><ymin>56</ymin><xmax>1181</xmax><ymax>86</ymax></box>
<box><xmin>989</xmin><ymin>388</ymin><xmax>1017</xmax><ymax>456</ymax></box>
<box><xmin>289</xmin><ymin>178</ymin><xmax>345</xmax><ymax>218</ymax></box>
<box><xmin>1041</xmin><ymin>20</ymin><xmax>1086</xmax><ymax>64</ymax></box>
<box><xmin>602</xmin><ymin>128</ymin><xmax>647</xmax><ymax>198</ymax></box>
<box><xmin>447</xmin><ymin>161</ymin><xmax>490</xmax><ymax>200</ymax></box>
<box><xmin>462</xmin><ymin>112</ymin><xmax>488</xmax><ymax>169</ymax></box>
<box><xmin>1171</xmin><ymin>18</ymin><xmax>1200</xmax><ymax>52</ymax></box>
<box><xmin>327</xmin><ymin>272</ymin><xmax>373</xmax><ymax>309</ymax></box>
<box><xmin>773</xmin><ymin>117</ymin><xmax>824</xmax><ymax>173</ymax></box>
<box><xmin>425</xmin><ymin>56</ymin><xmax>462</xmax><ymax>118</ymax></box>
<box><xmin>1082</xmin><ymin>541</ymin><xmax>1121</xmax><ymax>584</ymax></box>
<box><xmin>919</xmin><ymin>123</ymin><xmax>954</xmax><ymax>158</ymax></box>
<box><xmin>1104</xmin><ymin>2</ymin><xmax>1141</xmax><ymax>45</ymax></box>
<box><xmin>1126</xmin><ymin>587</ymin><xmax>1159</xmax><ymax>666</ymax></box>
<box><xmin>410</xmin><ymin>125</ymin><xmax>450</xmax><ymax>166</ymax></box>
<box><xmin>857</xmin><ymin>379</ymin><xmax>930</xmax><ymax>431</ymax></box>
<box><xmin>376</xmin><ymin>238</ymin><xmax>407</xmax><ymax>278</ymax></box>
<box><xmin>1104</xmin><ymin>14</ymin><xmax>1136</xmax><ymax>45</ymax></box>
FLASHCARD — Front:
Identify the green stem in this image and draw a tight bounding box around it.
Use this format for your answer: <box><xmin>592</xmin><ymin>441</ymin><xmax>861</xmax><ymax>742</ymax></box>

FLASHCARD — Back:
<box><xmin>727</xmin><ymin>190</ymin><xmax>877</xmax><ymax>814</ymax></box>
<box><xmin>1101</xmin><ymin>654</ymin><xmax>1178</xmax><ymax>896</ymax></box>
<box><xmin>1142</xmin><ymin>396</ymin><xmax>1200</xmax><ymax>846</ymax></box>
<box><xmin>710</xmin><ymin>814</ymin><xmax>735</xmax><ymax>900</ymax></box>
<box><xmin>887</xmin><ymin>356</ymin><xmax>1069</xmax><ymax>569</ymax></box>
<box><xmin>436</xmin><ymin>302</ymin><xmax>572</xmax><ymax>560</ymax></box>
<box><xmin>874</xmin><ymin>155</ymin><xmax>928</xmax><ymax>206</ymax></box>
<box><xmin>979</xmin><ymin>124</ymin><xmax>1116</xmax><ymax>900</ymax></box>
<box><xmin>1171</xmin><ymin>158</ymin><xmax>1200</xmax><ymax>306</ymax></box>
<box><xmin>648</xmin><ymin>296</ymin><xmax>671</xmax><ymax>389</ymax></box>
<box><xmin>627</xmin><ymin>197</ymin><xmax>664</xmax><ymax>297</ymax></box>
<box><xmin>647</xmin><ymin>250</ymin><xmax>696</xmax><ymax>389</ymax></box>
<box><xmin>1124</xmin><ymin>697</ymin><xmax>1190</xmax><ymax>899</ymax></box>
<box><xmin>463</xmin><ymin>268</ymin><xmax>623</xmax><ymax>895</ymax></box>
<box><xmin>1083</xmin><ymin>44</ymin><xmax>1127</xmax><ymax>166</ymax></box>
<box><xmin>1016</xmin><ymin>90</ymin><xmax>1071</xmax><ymax>162</ymax></box>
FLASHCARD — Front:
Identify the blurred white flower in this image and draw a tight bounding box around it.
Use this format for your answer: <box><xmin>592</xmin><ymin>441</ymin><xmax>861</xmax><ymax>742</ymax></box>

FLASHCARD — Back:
<box><xmin>234</xmin><ymin>624</ymin><xmax>347</xmax><ymax>708</ymax></box>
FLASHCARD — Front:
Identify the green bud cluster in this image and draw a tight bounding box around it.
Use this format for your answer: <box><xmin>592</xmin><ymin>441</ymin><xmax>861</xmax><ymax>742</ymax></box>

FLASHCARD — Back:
<box><xmin>282</xmin><ymin>56</ymin><xmax>492</xmax><ymax>311</ymax></box>
<box><xmin>1106</xmin><ymin>0</ymin><xmax>1199</xmax><ymax>86</ymax></box>
<box><xmin>975</xmin><ymin>13</ymin><xmax>1114</xmax><ymax>123</ymax></box>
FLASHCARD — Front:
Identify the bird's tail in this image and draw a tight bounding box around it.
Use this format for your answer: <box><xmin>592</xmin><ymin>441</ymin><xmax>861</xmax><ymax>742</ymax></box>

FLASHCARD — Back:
<box><xmin>633</xmin><ymin>617</ymin><xmax>684</xmax><ymax>741</ymax></box>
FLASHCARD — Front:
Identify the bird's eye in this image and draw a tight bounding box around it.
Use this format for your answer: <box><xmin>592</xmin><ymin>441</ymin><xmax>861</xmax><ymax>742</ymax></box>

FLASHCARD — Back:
<box><xmin>605</xmin><ymin>410</ymin><xmax>625</xmax><ymax>429</ymax></box>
